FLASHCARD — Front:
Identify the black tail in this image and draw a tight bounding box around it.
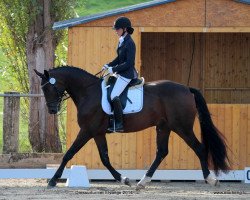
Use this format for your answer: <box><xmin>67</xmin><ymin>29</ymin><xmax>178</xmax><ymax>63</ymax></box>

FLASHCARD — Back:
<box><xmin>189</xmin><ymin>87</ymin><xmax>230</xmax><ymax>175</ymax></box>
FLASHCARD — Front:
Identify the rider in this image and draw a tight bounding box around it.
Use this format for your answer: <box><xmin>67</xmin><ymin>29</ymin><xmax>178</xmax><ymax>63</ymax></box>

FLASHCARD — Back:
<box><xmin>103</xmin><ymin>16</ymin><xmax>138</xmax><ymax>132</ymax></box>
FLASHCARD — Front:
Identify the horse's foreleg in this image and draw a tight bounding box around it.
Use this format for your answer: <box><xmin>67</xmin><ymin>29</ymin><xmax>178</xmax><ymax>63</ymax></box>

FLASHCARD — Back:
<box><xmin>48</xmin><ymin>129</ymin><xmax>91</xmax><ymax>188</ymax></box>
<box><xmin>94</xmin><ymin>134</ymin><xmax>131</xmax><ymax>186</ymax></box>
<box><xmin>137</xmin><ymin>122</ymin><xmax>170</xmax><ymax>190</ymax></box>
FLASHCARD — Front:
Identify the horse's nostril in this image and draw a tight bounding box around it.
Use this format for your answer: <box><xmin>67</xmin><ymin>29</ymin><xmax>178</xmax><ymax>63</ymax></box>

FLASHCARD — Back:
<box><xmin>49</xmin><ymin>109</ymin><xmax>57</xmax><ymax>114</ymax></box>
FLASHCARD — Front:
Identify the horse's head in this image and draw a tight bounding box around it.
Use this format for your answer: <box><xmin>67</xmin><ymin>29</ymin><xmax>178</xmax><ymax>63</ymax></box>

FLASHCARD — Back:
<box><xmin>34</xmin><ymin>69</ymin><xmax>66</xmax><ymax>114</ymax></box>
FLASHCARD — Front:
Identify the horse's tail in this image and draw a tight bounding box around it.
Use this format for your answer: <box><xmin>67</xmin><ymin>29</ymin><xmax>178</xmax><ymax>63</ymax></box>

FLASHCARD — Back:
<box><xmin>189</xmin><ymin>87</ymin><xmax>230</xmax><ymax>175</ymax></box>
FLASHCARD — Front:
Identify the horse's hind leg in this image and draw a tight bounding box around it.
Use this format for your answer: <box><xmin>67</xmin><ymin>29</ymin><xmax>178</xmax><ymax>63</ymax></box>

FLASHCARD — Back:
<box><xmin>94</xmin><ymin>134</ymin><xmax>131</xmax><ymax>186</ymax></box>
<box><xmin>177</xmin><ymin>129</ymin><xmax>218</xmax><ymax>186</ymax></box>
<box><xmin>137</xmin><ymin>120</ymin><xmax>170</xmax><ymax>190</ymax></box>
<box><xmin>48</xmin><ymin>129</ymin><xmax>91</xmax><ymax>187</ymax></box>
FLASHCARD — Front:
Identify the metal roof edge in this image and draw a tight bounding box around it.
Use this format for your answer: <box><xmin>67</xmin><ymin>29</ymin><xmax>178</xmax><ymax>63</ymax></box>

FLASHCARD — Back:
<box><xmin>234</xmin><ymin>0</ymin><xmax>250</xmax><ymax>5</ymax></box>
<box><xmin>53</xmin><ymin>0</ymin><xmax>176</xmax><ymax>30</ymax></box>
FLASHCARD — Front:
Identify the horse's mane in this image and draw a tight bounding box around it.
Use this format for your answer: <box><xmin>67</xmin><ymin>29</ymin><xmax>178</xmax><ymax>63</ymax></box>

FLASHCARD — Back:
<box><xmin>49</xmin><ymin>65</ymin><xmax>99</xmax><ymax>80</ymax></box>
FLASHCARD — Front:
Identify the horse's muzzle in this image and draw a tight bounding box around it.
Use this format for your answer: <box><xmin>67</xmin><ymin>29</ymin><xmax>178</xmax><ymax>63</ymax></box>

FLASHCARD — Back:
<box><xmin>48</xmin><ymin>107</ymin><xmax>58</xmax><ymax>114</ymax></box>
<box><xmin>47</xmin><ymin>103</ymin><xmax>61</xmax><ymax>114</ymax></box>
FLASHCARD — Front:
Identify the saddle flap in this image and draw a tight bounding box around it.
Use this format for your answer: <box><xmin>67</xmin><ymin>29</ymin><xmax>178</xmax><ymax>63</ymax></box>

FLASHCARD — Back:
<box><xmin>101</xmin><ymin>79</ymin><xmax>144</xmax><ymax>115</ymax></box>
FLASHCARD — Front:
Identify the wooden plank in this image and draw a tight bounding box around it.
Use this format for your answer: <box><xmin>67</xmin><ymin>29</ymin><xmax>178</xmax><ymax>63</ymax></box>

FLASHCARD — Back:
<box><xmin>100</xmin><ymin>27</ymin><xmax>111</xmax><ymax>66</ymax></box>
<box><xmin>140</xmin><ymin>27</ymin><xmax>204</xmax><ymax>33</ymax></box>
<box><xmin>239</xmin><ymin>105</ymin><xmax>248</xmax><ymax>169</ymax></box>
<box><xmin>232</xmin><ymin>105</ymin><xmax>240</xmax><ymax>169</ymax></box>
<box><xmin>224</xmin><ymin>104</ymin><xmax>233</xmax><ymax>165</ymax></box>
<box><xmin>139</xmin><ymin>27</ymin><xmax>250</xmax><ymax>33</ymax></box>
<box><xmin>121</xmin><ymin>133</ymin><xmax>133</xmax><ymax>169</ymax></box>
<box><xmin>165</xmin><ymin>132</ymin><xmax>173</xmax><ymax>169</ymax></box>
<box><xmin>70</xmin><ymin>27</ymin><xmax>80</xmax><ymax>66</ymax></box>
<box><xmin>108</xmin><ymin>134</ymin><xmax>122</xmax><ymax>169</ymax></box>
<box><xmin>136</xmin><ymin>131</ymin><xmax>144</xmax><ymax>169</ymax></box>
<box><xmin>78</xmin><ymin>27</ymin><xmax>86</xmax><ymax>68</ymax></box>
<box><xmin>193</xmin><ymin>117</ymin><xmax>201</xmax><ymax>169</ymax></box>
<box><xmin>67</xmin><ymin>28</ymin><xmax>73</xmax><ymax>65</ymax></box>
<box><xmin>66</xmin><ymin>100</ymin><xmax>76</xmax><ymax>167</ymax></box>
<box><xmin>248</xmin><ymin>105</ymin><xmax>250</xmax><ymax>167</ymax></box>
<box><xmin>132</xmin><ymin>27</ymin><xmax>141</xmax><ymax>73</ymax></box>
<box><xmin>172</xmin><ymin>133</ymin><xmax>180</xmax><ymax>169</ymax></box>
<box><xmin>150</xmin><ymin>128</ymin><xmax>157</xmax><ymax>169</ymax></box>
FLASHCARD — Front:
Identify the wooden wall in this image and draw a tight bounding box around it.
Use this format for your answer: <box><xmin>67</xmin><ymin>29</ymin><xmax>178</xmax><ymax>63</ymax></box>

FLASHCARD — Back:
<box><xmin>204</xmin><ymin>33</ymin><xmax>250</xmax><ymax>103</ymax></box>
<box><xmin>141</xmin><ymin>32</ymin><xmax>202</xmax><ymax>89</ymax></box>
<box><xmin>141</xmin><ymin>32</ymin><xmax>250</xmax><ymax>103</ymax></box>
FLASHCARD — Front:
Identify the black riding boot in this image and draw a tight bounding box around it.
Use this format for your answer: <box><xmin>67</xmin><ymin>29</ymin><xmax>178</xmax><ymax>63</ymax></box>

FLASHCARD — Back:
<box><xmin>108</xmin><ymin>97</ymin><xmax>124</xmax><ymax>132</ymax></box>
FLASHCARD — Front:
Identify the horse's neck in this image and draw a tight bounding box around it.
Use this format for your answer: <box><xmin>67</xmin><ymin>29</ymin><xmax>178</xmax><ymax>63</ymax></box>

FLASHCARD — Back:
<box><xmin>65</xmin><ymin>72</ymin><xmax>99</xmax><ymax>106</ymax></box>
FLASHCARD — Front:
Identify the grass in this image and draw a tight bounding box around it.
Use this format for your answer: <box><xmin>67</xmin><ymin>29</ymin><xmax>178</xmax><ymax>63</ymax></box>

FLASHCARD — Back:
<box><xmin>0</xmin><ymin>0</ymin><xmax>150</xmax><ymax>153</ymax></box>
<box><xmin>76</xmin><ymin>0</ymin><xmax>151</xmax><ymax>16</ymax></box>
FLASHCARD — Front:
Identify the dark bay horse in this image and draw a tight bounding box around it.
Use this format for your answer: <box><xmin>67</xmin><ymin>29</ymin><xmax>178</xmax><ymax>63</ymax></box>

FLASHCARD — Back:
<box><xmin>34</xmin><ymin>66</ymin><xmax>230</xmax><ymax>189</ymax></box>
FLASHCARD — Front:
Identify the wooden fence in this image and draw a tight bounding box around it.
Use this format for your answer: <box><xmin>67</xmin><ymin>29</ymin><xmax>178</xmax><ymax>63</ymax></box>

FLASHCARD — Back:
<box><xmin>0</xmin><ymin>92</ymin><xmax>64</xmax><ymax>168</ymax></box>
<box><xmin>67</xmin><ymin>104</ymin><xmax>250</xmax><ymax>170</ymax></box>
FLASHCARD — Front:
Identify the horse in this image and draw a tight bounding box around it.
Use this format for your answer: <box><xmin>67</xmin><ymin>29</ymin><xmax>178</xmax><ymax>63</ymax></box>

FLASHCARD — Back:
<box><xmin>34</xmin><ymin>65</ymin><xmax>230</xmax><ymax>189</ymax></box>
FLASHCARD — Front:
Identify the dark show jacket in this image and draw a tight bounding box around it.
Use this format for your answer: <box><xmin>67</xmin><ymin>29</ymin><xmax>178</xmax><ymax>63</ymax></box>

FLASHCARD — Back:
<box><xmin>108</xmin><ymin>34</ymin><xmax>138</xmax><ymax>79</ymax></box>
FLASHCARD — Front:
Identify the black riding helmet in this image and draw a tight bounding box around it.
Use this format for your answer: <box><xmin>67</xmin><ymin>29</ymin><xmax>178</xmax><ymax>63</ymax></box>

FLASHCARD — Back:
<box><xmin>113</xmin><ymin>16</ymin><xmax>134</xmax><ymax>34</ymax></box>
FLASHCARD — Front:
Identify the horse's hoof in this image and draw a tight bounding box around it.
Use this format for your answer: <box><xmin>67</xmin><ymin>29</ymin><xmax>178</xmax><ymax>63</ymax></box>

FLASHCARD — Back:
<box><xmin>121</xmin><ymin>177</ymin><xmax>131</xmax><ymax>187</ymax></box>
<box><xmin>47</xmin><ymin>179</ymin><xmax>57</xmax><ymax>188</ymax></box>
<box><xmin>124</xmin><ymin>177</ymin><xmax>131</xmax><ymax>187</ymax></box>
<box><xmin>136</xmin><ymin>175</ymin><xmax>151</xmax><ymax>190</ymax></box>
<box><xmin>206</xmin><ymin>174</ymin><xmax>219</xmax><ymax>186</ymax></box>
<box><xmin>136</xmin><ymin>184</ymin><xmax>145</xmax><ymax>191</ymax></box>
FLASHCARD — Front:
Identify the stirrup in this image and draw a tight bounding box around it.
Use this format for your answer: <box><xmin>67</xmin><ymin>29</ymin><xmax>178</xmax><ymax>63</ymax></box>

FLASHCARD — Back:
<box><xmin>107</xmin><ymin>123</ymin><xmax>124</xmax><ymax>133</ymax></box>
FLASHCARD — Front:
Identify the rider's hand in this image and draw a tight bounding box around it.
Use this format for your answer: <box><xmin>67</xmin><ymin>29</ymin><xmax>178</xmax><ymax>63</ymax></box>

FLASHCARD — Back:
<box><xmin>107</xmin><ymin>67</ymin><xmax>113</xmax><ymax>74</ymax></box>
<box><xmin>102</xmin><ymin>64</ymin><xmax>109</xmax><ymax>70</ymax></box>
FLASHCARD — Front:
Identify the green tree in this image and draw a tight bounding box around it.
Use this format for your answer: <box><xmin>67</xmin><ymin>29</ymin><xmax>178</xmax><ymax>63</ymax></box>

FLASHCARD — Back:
<box><xmin>0</xmin><ymin>0</ymin><xmax>77</xmax><ymax>152</ymax></box>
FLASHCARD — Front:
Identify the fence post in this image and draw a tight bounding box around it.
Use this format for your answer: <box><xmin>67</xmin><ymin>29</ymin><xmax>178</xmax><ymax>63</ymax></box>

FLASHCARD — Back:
<box><xmin>3</xmin><ymin>92</ymin><xmax>20</xmax><ymax>153</ymax></box>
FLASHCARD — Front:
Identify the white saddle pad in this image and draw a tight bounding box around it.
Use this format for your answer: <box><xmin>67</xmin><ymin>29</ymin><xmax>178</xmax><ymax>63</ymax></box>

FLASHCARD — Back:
<box><xmin>101</xmin><ymin>79</ymin><xmax>144</xmax><ymax>115</ymax></box>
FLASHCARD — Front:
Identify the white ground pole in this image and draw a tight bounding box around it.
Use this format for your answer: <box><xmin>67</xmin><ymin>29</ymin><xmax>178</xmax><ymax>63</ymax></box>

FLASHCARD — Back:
<box><xmin>87</xmin><ymin>169</ymin><xmax>249</xmax><ymax>183</ymax></box>
<box><xmin>0</xmin><ymin>168</ymin><xmax>249</xmax><ymax>186</ymax></box>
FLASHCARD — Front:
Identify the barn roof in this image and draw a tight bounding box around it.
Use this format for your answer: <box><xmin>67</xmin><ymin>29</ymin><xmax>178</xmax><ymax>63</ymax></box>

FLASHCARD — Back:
<box><xmin>53</xmin><ymin>0</ymin><xmax>175</xmax><ymax>30</ymax></box>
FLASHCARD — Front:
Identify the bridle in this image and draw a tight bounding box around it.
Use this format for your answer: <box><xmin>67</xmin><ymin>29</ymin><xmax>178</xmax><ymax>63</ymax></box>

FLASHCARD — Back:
<box><xmin>41</xmin><ymin>80</ymin><xmax>69</xmax><ymax>108</ymax></box>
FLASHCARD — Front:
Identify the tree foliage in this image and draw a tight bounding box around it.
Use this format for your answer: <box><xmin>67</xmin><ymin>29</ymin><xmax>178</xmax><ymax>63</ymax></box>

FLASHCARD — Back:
<box><xmin>0</xmin><ymin>0</ymin><xmax>79</xmax><ymax>152</ymax></box>
<box><xmin>0</xmin><ymin>0</ymin><xmax>77</xmax><ymax>92</ymax></box>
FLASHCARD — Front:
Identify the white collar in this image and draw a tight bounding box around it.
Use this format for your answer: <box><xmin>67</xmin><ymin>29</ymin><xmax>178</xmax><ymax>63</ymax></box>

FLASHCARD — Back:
<box><xmin>119</xmin><ymin>36</ymin><xmax>124</xmax><ymax>47</ymax></box>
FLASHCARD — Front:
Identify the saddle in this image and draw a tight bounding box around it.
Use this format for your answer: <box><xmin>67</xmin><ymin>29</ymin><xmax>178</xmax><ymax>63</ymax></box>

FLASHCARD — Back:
<box><xmin>107</xmin><ymin>76</ymin><xmax>143</xmax><ymax>110</ymax></box>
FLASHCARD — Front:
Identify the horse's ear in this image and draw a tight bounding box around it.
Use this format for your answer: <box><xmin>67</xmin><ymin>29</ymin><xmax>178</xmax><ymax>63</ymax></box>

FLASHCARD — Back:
<box><xmin>44</xmin><ymin>70</ymin><xmax>50</xmax><ymax>80</ymax></box>
<box><xmin>34</xmin><ymin>69</ymin><xmax>43</xmax><ymax>78</ymax></box>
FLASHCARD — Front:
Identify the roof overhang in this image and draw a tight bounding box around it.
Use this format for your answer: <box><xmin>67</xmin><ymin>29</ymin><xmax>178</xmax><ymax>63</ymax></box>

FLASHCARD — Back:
<box><xmin>234</xmin><ymin>0</ymin><xmax>250</xmax><ymax>5</ymax></box>
<box><xmin>53</xmin><ymin>0</ymin><xmax>175</xmax><ymax>30</ymax></box>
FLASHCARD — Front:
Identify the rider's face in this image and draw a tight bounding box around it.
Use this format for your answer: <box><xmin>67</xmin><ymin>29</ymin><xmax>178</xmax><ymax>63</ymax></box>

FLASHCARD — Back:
<box><xmin>115</xmin><ymin>28</ymin><xmax>126</xmax><ymax>37</ymax></box>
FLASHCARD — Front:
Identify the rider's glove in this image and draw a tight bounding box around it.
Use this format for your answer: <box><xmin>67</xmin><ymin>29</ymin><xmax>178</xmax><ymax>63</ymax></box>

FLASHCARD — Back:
<box><xmin>107</xmin><ymin>67</ymin><xmax>113</xmax><ymax>74</ymax></box>
<box><xmin>102</xmin><ymin>64</ymin><xmax>109</xmax><ymax>70</ymax></box>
